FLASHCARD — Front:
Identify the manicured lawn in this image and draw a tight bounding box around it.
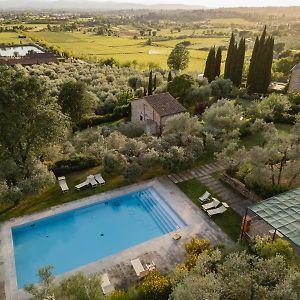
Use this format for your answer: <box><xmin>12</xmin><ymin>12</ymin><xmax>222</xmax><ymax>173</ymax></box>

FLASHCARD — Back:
<box><xmin>241</xmin><ymin>123</ymin><xmax>293</xmax><ymax>149</ymax></box>
<box><xmin>177</xmin><ymin>179</ymin><xmax>242</xmax><ymax>241</ymax></box>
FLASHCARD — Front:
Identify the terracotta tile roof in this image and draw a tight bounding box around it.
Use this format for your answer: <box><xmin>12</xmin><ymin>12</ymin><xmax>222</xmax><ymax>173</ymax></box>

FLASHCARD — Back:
<box><xmin>141</xmin><ymin>92</ymin><xmax>186</xmax><ymax>117</ymax></box>
<box><xmin>289</xmin><ymin>68</ymin><xmax>300</xmax><ymax>92</ymax></box>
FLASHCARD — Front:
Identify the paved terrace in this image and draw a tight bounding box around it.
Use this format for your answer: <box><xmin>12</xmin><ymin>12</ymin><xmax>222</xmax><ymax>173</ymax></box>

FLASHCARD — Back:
<box><xmin>0</xmin><ymin>177</ymin><xmax>233</xmax><ymax>300</ymax></box>
<box><xmin>168</xmin><ymin>162</ymin><xmax>252</xmax><ymax>216</ymax></box>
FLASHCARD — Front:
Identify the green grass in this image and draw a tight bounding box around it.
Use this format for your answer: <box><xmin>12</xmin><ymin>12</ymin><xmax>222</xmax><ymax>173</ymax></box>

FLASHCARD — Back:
<box><xmin>0</xmin><ymin>153</ymin><xmax>217</xmax><ymax>221</ymax></box>
<box><xmin>0</xmin><ymin>166</ymin><xmax>125</xmax><ymax>221</ymax></box>
<box><xmin>0</xmin><ymin>32</ymin><xmax>31</xmax><ymax>44</ymax></box>
<box><xmin>177</xmin><ymin>179</ymin><xmax>242</xmax><ymax>241</ymax></box>
<box><xmin>241</xmin><ymin>123</ymin><xmax>293</xmax><ymax>150</ymax></box>
<box><xmin>22</xmin><ymin>31</ymin><xmax>231</xmax><ymax>71</ymax></box>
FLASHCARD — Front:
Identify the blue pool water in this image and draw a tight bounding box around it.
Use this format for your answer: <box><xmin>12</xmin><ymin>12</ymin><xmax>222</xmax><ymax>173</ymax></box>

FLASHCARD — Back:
<box><xmin>12</xmin><ymin>187</ymin><xmax>185</xmax><ymax>288</ymax></box>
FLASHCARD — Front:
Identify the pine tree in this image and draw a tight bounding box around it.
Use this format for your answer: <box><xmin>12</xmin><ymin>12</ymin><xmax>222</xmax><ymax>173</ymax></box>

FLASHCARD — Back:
<box><xmin>224</xmin><ymin>33</ymin><xmax>235</xmax><ymax>79</ymax></box>
<box><xmin>215</xmin><ymin>47</ymin><xmax>222</xmax><ymax>78</ymax></box>
<box><xmin>153</xmin><ymin>74</ymin><xmax>157</xmax><ymax>91</ymax></box>
<box><xmin>204</xmin><ymin>46</ymin><xmax>216</xmax><ymax>83</ymax></box>
<box><xmin>167</xmin><ymin>71</ymin><xmax>173</xmax><ymax>82</ymax></box>
<box><xmin>148</xmin><ymin>70</ymin><xmax>153</xmax><ymax>95</ymax></box>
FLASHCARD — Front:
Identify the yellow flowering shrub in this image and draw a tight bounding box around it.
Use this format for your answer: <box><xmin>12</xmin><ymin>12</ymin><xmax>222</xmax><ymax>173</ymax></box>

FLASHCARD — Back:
<box><xmin>139</xmin><ymin>270</ymin><xmax>171</xmax><ymax>300</ymax></box>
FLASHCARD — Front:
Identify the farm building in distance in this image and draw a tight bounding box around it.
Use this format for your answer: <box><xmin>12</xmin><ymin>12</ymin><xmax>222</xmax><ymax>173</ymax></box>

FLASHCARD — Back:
<box><xmin>289</xmin><ymin>63</ymin><xmax>300</xmax><ymax>93</ymax></box>
<box><xmin>131</xmin><ymin>92</ymin><xmax>186</xmax><ymax>135</ymax></box>
<box><xmin>0</xmin><ymin>44</ymin><xmax>57</xmax><ymax>65</ymax></box>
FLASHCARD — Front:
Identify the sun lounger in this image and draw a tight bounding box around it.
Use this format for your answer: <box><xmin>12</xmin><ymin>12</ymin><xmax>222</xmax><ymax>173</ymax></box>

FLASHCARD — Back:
<box><xmin>58</xmin><ymin>176</ymin><xmax>69</xmax><ymax>193</ymax></box>
<box><xmin>94</xmin><ymin>173</ymin><xmax>105</xmax><ymax>185</ymax></box>
<box><xmin>75</xmin><ymin>175</ymin><xmax>97</xmax><ymax>190</ymax></box>
<box><xmin>207</xmin><ymin>203</ymin><xmax>229</xmax><ymax>217</ymax></box>
<box><xmin>131</xmin><ymin>258</ymin><xmax>149</xmax><ymax>278</ymax></box>
<box><xmin>202</xmin><ymin>198</ymin><xmax>220</xmax><ymax>211</ymax></box>
<box><xmin>146</xmin><ymin>261</ymin><xmax>156</xmax><ymax>271</ymax></box>
<box><xmin>101</xmin><ymin>273</ymin><xmax>114</xmax><ymax>295</ymax></box>
<box><xmin>199</xmin><ymin>191</ymin><xmax>210</xmax><ymax>202</ymax></box>
<box><xmin>87</xmin><ymin>175</ymin><xmax>97</xmax><ymax>188</ymax></box>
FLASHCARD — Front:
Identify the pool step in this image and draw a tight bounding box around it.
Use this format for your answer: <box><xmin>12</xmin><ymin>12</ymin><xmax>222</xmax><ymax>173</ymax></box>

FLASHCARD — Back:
<box><xmin>144</xmin><ymin>192</ymin><xmax>179</xmax><ymax>231</ymax></box>
<box><xmin>138</xmin><ymin>195</ymin><xmax>171</xmax><ymax>233</ymax></box>
<box><xmin>139</xmin><ymin>190</ymin><xmax>179</xmax><ymax>233</ymax></box>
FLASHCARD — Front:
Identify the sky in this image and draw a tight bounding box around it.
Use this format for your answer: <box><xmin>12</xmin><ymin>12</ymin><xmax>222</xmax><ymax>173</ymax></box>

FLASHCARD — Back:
<box><xmin>97</xmin><ymin>0</ymin><xmax>300</xmax><ymax>7</ymax></box>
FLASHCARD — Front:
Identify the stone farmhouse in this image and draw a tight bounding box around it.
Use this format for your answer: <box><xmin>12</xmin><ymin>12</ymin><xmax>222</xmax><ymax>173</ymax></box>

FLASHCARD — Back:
<box><xmin>289</xmin><ymin>63</ymin><xmax>300</xmax><ymax>93</ymax></box>
<box><xmin>131</xmin><ymin>92</ymin><xmax>186</xmax><ymax>135</ymax></box>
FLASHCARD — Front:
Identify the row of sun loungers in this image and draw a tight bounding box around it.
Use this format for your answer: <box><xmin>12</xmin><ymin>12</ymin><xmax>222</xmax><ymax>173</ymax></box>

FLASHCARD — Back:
<box><xmin>199</xmin><ymin>191</ymin><xmax>229</xmax><ymax>216</ymax></box>
<box><xmin>101</xmin><ymin>258</ymin><xmax>156</xmax><ymax>295</ymax></box>
<box><xmin>57</xmin><ymin>174</ymin><xmax>106</xmax><ymax>192</ymax></box>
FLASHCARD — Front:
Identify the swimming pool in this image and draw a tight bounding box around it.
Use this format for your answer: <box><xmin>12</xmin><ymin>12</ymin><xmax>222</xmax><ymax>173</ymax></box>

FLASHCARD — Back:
<box><xmin>12</xmin><ymin>187</ymin><xmax>185</xmax><ymax>288</ymax></box>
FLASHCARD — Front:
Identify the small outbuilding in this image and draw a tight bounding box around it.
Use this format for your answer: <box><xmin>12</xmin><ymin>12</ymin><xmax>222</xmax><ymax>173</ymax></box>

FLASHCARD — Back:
<box><xmin>131</xmin><ymin>92</ymin><xmax>186</xmax><ymax>135</ymax></box>
<box><xmin>289</xmin><ymin>63</ymin><xmax>300</xmax><ymax>93</ymax></box>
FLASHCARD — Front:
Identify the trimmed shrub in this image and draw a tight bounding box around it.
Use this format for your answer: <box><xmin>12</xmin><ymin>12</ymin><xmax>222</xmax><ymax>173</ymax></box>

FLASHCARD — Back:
<box><xmin>50</xmin><ymin>155</ymin><xmax>99</xmax><ymax>176</ymax></box>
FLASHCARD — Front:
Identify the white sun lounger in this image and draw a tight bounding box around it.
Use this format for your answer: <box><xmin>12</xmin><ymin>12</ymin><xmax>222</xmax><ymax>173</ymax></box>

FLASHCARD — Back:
<box><xmin>207</xmin><ymin>203</ymin><xmax>229</xmax><ymax>217</ymax></box>
<box><xmin>202</xmin><ymin>198</ymin><xmax>220</xmax><ymax>211</ymax></box>
<box><xmin>58</xmin><ymin>176</ymin><xmax>69</xmax><ymax>193</ymax></box>
<box><xmin>101</xmin><ymin>273</ymin><xmax>115</xmax><ymax>295</ymax></box>
<box><xmin>131</xmin><ymin>258</ymin><xmax>149</xmax><ymax>278</ymax></box>
<box><xmin>75</xmin><ymin>175</ymin><xmax>97</xmax><ymax>190</ymax></box>
<box><xmin>94</xmin><ymin>173</ymin><xmax>105</xmax><ymax>185</ymax></box>
<box><xmin>87</xmin><ymin>175</ymin><xmax>97</xmax><ymax>188</ymax></box>
<box><xmin>199</xmin><ymin>191</ymin><xmax>211</xmax><ymax>202</ymax></box>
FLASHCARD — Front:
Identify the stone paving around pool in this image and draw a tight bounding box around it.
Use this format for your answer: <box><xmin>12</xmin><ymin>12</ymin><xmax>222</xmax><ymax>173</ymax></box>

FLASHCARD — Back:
<box><xmin>168</xmin><ymin>161</ymin><xmax>252</xmax><ymax>216</ymax></box>
<box><xmin>0</xmin><ymin>176</ymin><xmax>233</xmax><ymax>300</ymax></box>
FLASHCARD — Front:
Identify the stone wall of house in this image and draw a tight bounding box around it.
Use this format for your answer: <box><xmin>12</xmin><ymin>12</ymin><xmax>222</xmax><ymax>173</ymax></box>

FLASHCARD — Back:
<box><xmin>131</xmin><ymin>99</ymin><xmax>161</xmax><ymax>126</ymax></box>
<box><xmin>289</xmin><ymin>69</ymin><xmax>300</xmax><ymax>92</ymax></box>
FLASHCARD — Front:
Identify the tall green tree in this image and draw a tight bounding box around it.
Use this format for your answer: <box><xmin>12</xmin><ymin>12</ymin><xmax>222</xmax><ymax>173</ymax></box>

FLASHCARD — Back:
<box><xmin>167</xmin><ymin>43</ymin><xmax>190</xmax><ymax>71</ymax></box>
<box><xmin>231</xmin><ymin>38</ymin><xmax>246</xmax><ymax>87</ymax></box>
<box><xmin>153</xmin><ymin>74</ymin><xmax>157</xmax><ymax>91</ymax></box>
<box><xmin>247</xmin><ymin>27</ymin><xmax>274</xmax><ymax>94</ymax></box>
<box><xmin>224</xmin><ymin>33</ymin><xmax>235</xmax><ymax>79</ymax></box>
<box><xmin>58</xmin><ymin>80</ymin><xmax>95</xmax><ymax>123</ymax></box>
<box><xmin>204</xmin><ymin>46</ymin><xmax>216</xmax><ymax>83</ymax></box>
<box><xmin>214</xmin><ymin>46</ymin><xmax>222</xmax><ymax>78</ymax></box>
<box><xmin>0</xmin><ymin>67</ymin><xmax>69</xmax><ymax>181</ymax></box>
<box><xmin>167</xmin><ymin>70</ymin><xmax>173</xmax><ymax>82</ymax></box>
<box><xmin>148</xmin><ymin>70</ymin><xmax>153</xmax><ymax>95</ymax></box>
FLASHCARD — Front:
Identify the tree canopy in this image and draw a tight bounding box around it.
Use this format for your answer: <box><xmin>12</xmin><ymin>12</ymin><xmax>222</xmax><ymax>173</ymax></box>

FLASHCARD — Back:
<box><xmin>167</xmin><ymin>43</ymin><xmax>190</xmax><ymax>71</ymax></box>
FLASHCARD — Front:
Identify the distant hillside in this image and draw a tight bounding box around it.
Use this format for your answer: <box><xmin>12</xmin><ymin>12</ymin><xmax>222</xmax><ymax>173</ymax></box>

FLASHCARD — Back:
<box><xmin>0</xmin><ymin>0</ymin><xmax>206</xmax><ymax>10</ymax></box>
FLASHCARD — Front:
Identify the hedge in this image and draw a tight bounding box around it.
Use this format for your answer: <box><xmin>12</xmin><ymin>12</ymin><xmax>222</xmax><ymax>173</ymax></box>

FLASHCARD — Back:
<box><xmin>75</xmin><ymin>104</ymin><xmax>130</xmax><ymax>130</ymax></box>
<box><xmin>50</xmin><ymin>155</ymin><xmax>100</xmax><ymax>176</ymax></box>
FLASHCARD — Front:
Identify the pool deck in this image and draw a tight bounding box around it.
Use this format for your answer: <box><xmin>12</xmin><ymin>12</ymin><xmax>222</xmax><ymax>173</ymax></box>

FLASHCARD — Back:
<box><xmin>0</xmin><ymin>177</ymin><xmax>233</xmax><ymax>300</ymax></box>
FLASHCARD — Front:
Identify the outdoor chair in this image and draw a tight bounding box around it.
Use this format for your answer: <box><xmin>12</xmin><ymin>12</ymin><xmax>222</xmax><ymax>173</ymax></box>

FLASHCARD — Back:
<box><xmin>131</xmin><ymin>258</ymin><xmax>149</xmax><ymax>278</ymax></box>
<box><xmin>207</xmin><ymin>203</ymin><xmax>229</xmax><ymax>217</ymax></box>
<box><xmin>202</xmin><ymin>198</ymin><xmax>220</xmax><ymax>211</ymax></box>
<box><xmin>199</xmin><ymin>191</ymin><xmax>211</xmax><ymax>202</ymax></box>
<box><xmin>101</xmin><ymin>273</ymin><xmax>115</xmax><ymax>295</ymax></box>
<box><xmin>94</xmin><ymin>173</ymin><xmax>106</xmax><ymax>185</ymax></box>
<box><xmin>58</xmin><ymin>176</ymin><xmax>69</xmax><ymax>193</ymax></box>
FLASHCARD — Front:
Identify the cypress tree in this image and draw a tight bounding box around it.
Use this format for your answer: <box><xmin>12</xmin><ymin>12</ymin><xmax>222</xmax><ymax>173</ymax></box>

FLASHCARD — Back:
<box><xmin>247</xmin><ymin>26</ymin><xmax>273</xmax><ymax>94</ymax></box>
<box><xmin>247</xmin><ymin>36</ymin><xmax>260</xmax><ymax>93</ymax></box>
<box><xmin>204</xmin><ymin>46</ymin><xmax>216</xmax><ymax>83</ymax></box>
<box><xmin>261</xmin><ymin>36</ymin><xmax>274</xmax><ymax>93</ymax></box>
<box><xmin>148</xmin><ymin>70</ymin><xmax>153</xmax><ymax>95</ymax></box>
<box><xmin>167</xmin><ymin>70</ymin><xmax>173</xmax><ymax>82</ymax></box>
<box><xmin>215</xmin><ymin>47</ymin><xmax>222</xmax><ymax>78</ymax></box>
<box><xmin>232</xmin><ymin>38</ymin><xmax>246</xmax><ymax>87</ymax></box>
<box><xmin>224</xmin><ymin>33</ymin><xmax>235</xmax><ymax>79</ymax></box>
<box><xmin>153</xmin><ymin>74</ymin><xmax>157</xmax><ymax>91</ymax></box>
